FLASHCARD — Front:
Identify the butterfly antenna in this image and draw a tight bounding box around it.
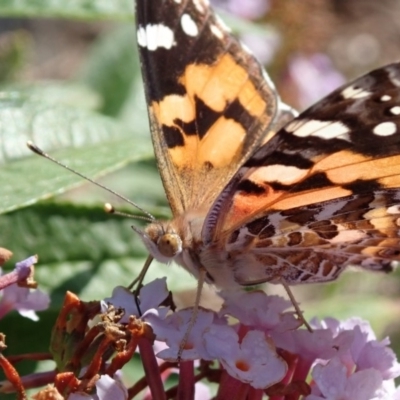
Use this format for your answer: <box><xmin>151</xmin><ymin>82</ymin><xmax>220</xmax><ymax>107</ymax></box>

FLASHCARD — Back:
<box><xmin>27</xmin><ymin>141</ymin><xmax>155</xmax><ymax>222</ymax></box>
<box><xmin>104</xmin><ymin>203</ymin><xmax>154</xmax><ymax>223</ymax></box>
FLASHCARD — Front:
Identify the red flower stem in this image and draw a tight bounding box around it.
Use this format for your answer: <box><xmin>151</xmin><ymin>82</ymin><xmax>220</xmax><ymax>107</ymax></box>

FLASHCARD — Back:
<box><xmin>128</xmin><ymin>362</ymin><xmax>176</xmax><ymax>399</ymax></box>
<box><xmin>248</xmin><ymin>386</ymin><xmax>263</xmax><ymax>400</ymax></box>
<box><xmin>0</xmin><ymin>353</ymin><xmax>26</xmax><ymax>399</ymax></box>
<box><xmin>70</xmin><ymin>325</ymin><xmax>103</xmax><ymax>370</ymax></box>
<box><xmin>137</xmin><ymin>337</ymin><xmax>166</xmax><ymax>400</ymax></box>
<box><xmin>81</xmin><ymin>337</ymin><xmax>112</xmax><ymax>380</ymax></box>
<box><xmin>21</xmin><ymin>370</ymin><xmax>57</xmax><ymax>391</ymax></box>
<box><xmin>54</xmin><ymin>372</ymin><xmax>80</xmax><ymax>396</ymax></box>
<box><xmin>291</xmin><ymin>358</ymin><xmax>311</xmax><ymax>383</ymax></box>
<box><xmin>106</xmin><ymin>334</ymin><xmax>139</xmax><ymax>376</ymax></box>
<box><xmin>215</xmin><ymin>370</ymin><xmax>249</xmax><ymax>400</ymax></box>
<box><xmin>6</xmin><ymin>353</ymin><xmax>53</xmax><ymax>364</ymax></box>
<box><xmin>177</xmin><ymin>360</ymin><xmax>194</xmax><ymax>400</ymax></box>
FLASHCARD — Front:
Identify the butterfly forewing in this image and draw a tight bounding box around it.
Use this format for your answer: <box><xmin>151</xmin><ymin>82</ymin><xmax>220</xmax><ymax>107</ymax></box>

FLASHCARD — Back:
<box><xmin>135</xmin><ymin>0</ymin><xmax>279</xmax><ymax>215</ymax></box>
<box><xmin>204</xmin><ymin>63</ymin><xmax>400</xmax><ymax>236</ymax></box>
<box><xmin>202</xmin><ymin>63</ymin><xmax>400</xmax><ymax>284</ymax></box>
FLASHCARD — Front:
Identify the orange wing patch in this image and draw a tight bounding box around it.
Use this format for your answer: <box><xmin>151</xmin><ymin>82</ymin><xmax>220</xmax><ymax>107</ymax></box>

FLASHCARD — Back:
<box><xmin>151</xmin><ymin>53</ymin><xmax>271</xmax><ymax>171</ymax></box>
<box><xmin>183</xmin><ymin>54</ymin><xmax>268</xmax><ymax>116</ymax></box>
<box><xmin>137</xmin><ymin>0</ymin><xmax>281</xmax><ymax>215</ymax></box>
<box><xmin>217</xmin><ymin>153</ymin><xmax>400</xmax><ymax>236</ymax></box>
<box><xmin>150</xmin><ymin>52</ymin><xmax>277</xmax><ymax>212</ymax></box>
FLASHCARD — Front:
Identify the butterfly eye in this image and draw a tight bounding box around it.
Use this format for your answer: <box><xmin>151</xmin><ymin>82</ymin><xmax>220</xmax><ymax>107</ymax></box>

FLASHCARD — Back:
<box><xmin>157</xmin><ymin>233</ymin><xmax>183</xmax><ymax>258</ymax></box>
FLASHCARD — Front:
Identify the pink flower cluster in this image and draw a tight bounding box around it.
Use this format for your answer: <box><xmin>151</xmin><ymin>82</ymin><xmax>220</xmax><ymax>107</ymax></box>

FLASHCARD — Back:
<box><xmin>0</xmin><ymin>253</ymin><xmax>49</xmax><ymax>321</ymax></box>
<box><xmin>101</xmin><ymin>278</ymin><xmax>400</xmax><ymax>399</ymax></box>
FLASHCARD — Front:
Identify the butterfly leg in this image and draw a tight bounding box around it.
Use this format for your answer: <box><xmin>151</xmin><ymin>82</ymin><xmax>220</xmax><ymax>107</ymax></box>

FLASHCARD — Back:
<box><xmin>129</xmin><ymin>255</ymin><xmax>154</xmax><ymax>316</ymax></box>
<box><xmin>280</xmin><ymin>279</ymin><xmax>313</xmax><ymax>332</ymax></box>
<box><xmin>178</xmin><ymin>267</ymin><xmax>207</xmax><ymax>361</ymax></box>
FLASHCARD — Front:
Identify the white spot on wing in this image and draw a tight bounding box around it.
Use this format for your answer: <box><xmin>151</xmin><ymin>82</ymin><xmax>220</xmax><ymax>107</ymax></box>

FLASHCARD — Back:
<box><xmin>314</xmin><ymin>199</ymin><xmax>349</xmax><ymax>221</ymax></box>
<box><xmin>341</xmin><ymin>85</ymin><xmax>371</xmax><ymax>99</ymax></box>
<box><xmin>173</xmin><ymin>0</ymin><xmax>182</xmax><ymax>3</ymax></box>
<box><xmin>320</xmin><ymin>260</ymin><xmax>337</xmax><ymax>278</ymax></box>
<box><xmin>249</xmin><ymin>165</ymin><xmax>309</xmax><ymax>185</ymax></box>
<box><xmin>285</xmin><ymin>119</ymin><xmax>304</xmax><ymax>133</ymax></box>
<box><xmin>289</xmin><ymin>119</ymin><xmax>350</xmax><ymax>141</ymax></box>
<box><xmin>137</xmin><ymin>24</ymin><xmax>175</xmax><ymax>51</ymax></box>
<box><xmin>330</xmin><ymin>228</ymin><xmax>366</xmax><ymax>244</ymax></box>
<box><xmin>390</xmin><ymin>106</ymin><xmax>400</xmax><ymax>115</ymax></box>
<box><xmin>215</xmin><ymin>14</ymin><xmax>231</xmax><ymax>32</ymax></box>
<box><xmin>210</xmin><ymin>24</ymin><xmax>224</xmax><ymax>39</ymax></box>
<box><xmin>193</xmin><ymin>0</ymin><xmax>206</xmax><ymax>13</ymax></box>
<box><xmin>373</xmin><ymin>121</ymin><xmax>397</xmax><ymax>136</ymax></box>
<box><xmin>181</xmin><ymin>14</ymin><xmax>199</xmax><ymax>37</ymax></box>
<box><xmin>381</xmin><ymin>95</ymin><xmax>391</xmax><ymax>102</ymax></box>
<box><xmin>387</xmin><ymin>205</ymin><xmax>400</xmax><ymax>214</ymax></box>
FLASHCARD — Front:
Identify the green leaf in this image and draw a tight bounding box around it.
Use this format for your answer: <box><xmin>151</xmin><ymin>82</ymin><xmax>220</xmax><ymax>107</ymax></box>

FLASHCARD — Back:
<box><xmin>0</xmin><ymin>30</ymin><xmax>29</xmax><ymax>83</ymax></box>
<box><xmin>0</xmin><ymin>81</ymin><xmax>102</xmax><ymax>111</ymax></box>
<box><xmin>0</xmin><ymin>93</ymin><xmax>152</xmax><ymax>214</ymax></box>
<box><xmin>0</xmin><ymin>203</ymin><xmax>195</xmax><ymax>307</ymax></box>
<box><xmin>78</xmin><ymin>25</ymin><xmax>143</xmax><ymax>118</ymax></box>
<box><xmin>0</xmin><ymin>0</ymin><xmax>134</xmax><ymax>21</ymax></box>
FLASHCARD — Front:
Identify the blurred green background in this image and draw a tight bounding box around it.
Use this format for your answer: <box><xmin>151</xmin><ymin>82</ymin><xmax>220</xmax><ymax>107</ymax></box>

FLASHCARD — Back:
<box><xmin>0</xmin><ymin>0</ymin><xmax>400</xmax><ymax>396</ymax></box>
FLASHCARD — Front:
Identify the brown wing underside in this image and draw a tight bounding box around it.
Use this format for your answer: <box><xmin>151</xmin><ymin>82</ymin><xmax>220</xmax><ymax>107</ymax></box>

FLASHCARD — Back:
<box><xmin>225</xmin><ymin>190</ymin><xmax>400</xmax><ymax>285</ymax></box>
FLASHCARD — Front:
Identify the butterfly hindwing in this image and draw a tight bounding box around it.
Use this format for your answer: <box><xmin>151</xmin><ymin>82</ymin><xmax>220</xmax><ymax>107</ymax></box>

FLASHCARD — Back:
<box><xmin>135</xmin><ymin>0</ymin><xmax>279</xmax><ymax>215</ymax></box>
<box><xmin>223</xmin><ymin>190</ymin><xmax>400</xmax><ymax>285</ymax></box>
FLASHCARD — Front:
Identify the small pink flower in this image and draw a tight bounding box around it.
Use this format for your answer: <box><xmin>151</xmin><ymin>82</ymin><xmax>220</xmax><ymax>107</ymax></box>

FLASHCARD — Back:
<box><xmin>308</xmin><ymin>357</ymin><xmax>382</xmax><ymax>400</ymax></box>
<box><xmin>95</xmin><ymin>375</ymin><xmax>128</xmax><ymax>400</ymax></box>
<box><xmin>102</xmin><ymin>278</ymin><xmax>170</xmax><ymax>322</ymax></box>
<box><xmin>355</xmin><ymin>338</ymin><xmax>400</xmax><ymax>380</ymax></box>
<box><xmin>205</xmin><ymin>326</ymin><xmax>287</xmax><ymax>389</ymax></box>
<box><xmin>315</xmin><ymin>317</ymin><xmax>400</xmax><ymax>380</ymax></box>
<box><xmin>0</xmin><ymin>255</ymin><xmax>37</xmax><ymax>290</ymax></box>
<box><xmin>68</xmin><ymin>374</ymin><xmax>128</xmax><ymax>400</ymax></box>
<box><xmin>145</xmin><ymin>308</ymin><xmax>217</xmax><ymax>361</ymax></box>
<box><xmin>220</xmin><ymin>290</ymin><xmax>300</xmax><ymax>332</ymax></box>
<box><xmin>272</xmin><ymin>328</ymin><xmax>338</xmax><ymax>364</ymax></box>
<box><xmin>0</xmin><ymin>256</ymin><xmax>49</xmax><ymax>321</ymax></box>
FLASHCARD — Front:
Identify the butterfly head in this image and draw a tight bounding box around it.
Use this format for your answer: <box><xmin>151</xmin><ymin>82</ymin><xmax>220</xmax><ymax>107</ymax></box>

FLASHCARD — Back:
<box><xmin>134</xmin><ymin>221</ymin><xmax>183</xmax><ymax>263</ymax></box>
<box><xmin>157</xmin><ymin>232</ymin><xmax>183</xmax><ymax>258</ymax></box>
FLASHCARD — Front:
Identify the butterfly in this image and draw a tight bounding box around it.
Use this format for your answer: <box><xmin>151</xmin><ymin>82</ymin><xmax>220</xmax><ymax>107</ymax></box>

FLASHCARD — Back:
<box><xmin>134</xmin><ymin>0</ymin><xmax>400</xmax><ymax>298</ymax></box>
